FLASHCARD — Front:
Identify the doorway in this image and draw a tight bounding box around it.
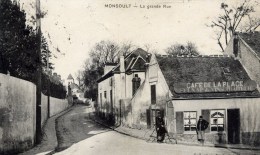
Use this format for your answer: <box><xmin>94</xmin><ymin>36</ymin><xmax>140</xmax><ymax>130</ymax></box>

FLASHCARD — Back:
<box><xmin>227</xmin><ymin>109</ymin><xmax>240</xmax><ymax>144</ymax></box>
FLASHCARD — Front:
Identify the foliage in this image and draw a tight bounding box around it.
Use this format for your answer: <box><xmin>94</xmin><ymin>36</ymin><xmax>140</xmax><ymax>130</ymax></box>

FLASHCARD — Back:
<box><xmin>75</xmin><ymin>70</ymin><xmax>85</xmax><ymax>91</ymax></box>
<box><xmin>0</xmin><ymin>0</ymin><xmax>65</xmax><ymax>98</ymax></box>
<box><xmin>209</xmin><ymin>0</ymin><xmax>260</xmax><ymax>52</ymax></box>
<box><xmin>42</xmin><ymin>73</ymin><xmax>67</xmax><ymax>99</ymax></box>
<box><xmin>83</xmin><ymin>40</ymin><xmax>135</xmax><ymax>100</ymax></box>
<box><xmin>165</xmin><ymin>41</ymin><xmax>199</xmax><ymax>56</ymax></box>
<box><xmin>0</xmin><ymin>0</ymin><xmax>53</xmax><ymax>81</ymax></box>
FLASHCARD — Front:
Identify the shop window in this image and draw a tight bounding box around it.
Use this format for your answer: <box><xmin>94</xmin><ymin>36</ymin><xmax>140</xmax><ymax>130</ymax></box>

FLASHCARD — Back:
<box><xmin>210</xmin><ymin>110</ymin><xmax>225</xmax><ymax>132</ymax></box>
<box><xmin>184</xmin><ymin>111</ymin><xmax>197</xmax><ymax>131</ymax></box>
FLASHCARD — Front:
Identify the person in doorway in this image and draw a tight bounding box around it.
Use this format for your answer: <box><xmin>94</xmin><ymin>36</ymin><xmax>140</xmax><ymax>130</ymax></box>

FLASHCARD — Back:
<box><xmin>196</xmin><ymin>115</ymin><xmax>209</xmax><ymax>145</ymax></box>
<box><xmin>155</xmin><ymin>113</ymin><xmax>167</xmax><ymax>143</ymax></box>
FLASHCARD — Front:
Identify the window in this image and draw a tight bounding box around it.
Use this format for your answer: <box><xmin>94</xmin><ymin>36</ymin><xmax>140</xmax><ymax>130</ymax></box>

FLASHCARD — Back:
<box><xmin>100</xmin><ymin>93</ymin><xmax>102</xmax><ymax>104</ymax></box>
<box><xmin>104</xmin><ymin>91</ymin><xmax>107</xmax><ymax>98</ymax></box>
<box><xmin>210</xmin><ymin>110</ymin><xmax>225</xmax><ymax>132</ymax></box>
<box><xmin>132</xmin><ymin>74</ymin><xmax>141</xmax><ymax>96</ymax></box>
<box><xmin>151</xmin><ymin>85</ymin><xmax>156</xmax><ymax>104</ymax></box>
<box><xmin>184</xmin><ymin>111</ymin><xmax>197</xmax><ymax>131</ymax></box>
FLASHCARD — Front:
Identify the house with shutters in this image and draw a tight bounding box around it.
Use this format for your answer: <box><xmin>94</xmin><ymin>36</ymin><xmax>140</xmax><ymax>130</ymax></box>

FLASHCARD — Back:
<box><xmin>224</xmin><ymin>32</ymin><xmax>260</xmax><ymax>92</ymax></box>
<box><xmin>129</xmin><ymin>52</ymin><xmax>260</xmax><ymax>146</ymax></box>
<box><xmin>97</xmin><ymin>48</ymin><xmax>149</xmax><ymax>123</ymax></box>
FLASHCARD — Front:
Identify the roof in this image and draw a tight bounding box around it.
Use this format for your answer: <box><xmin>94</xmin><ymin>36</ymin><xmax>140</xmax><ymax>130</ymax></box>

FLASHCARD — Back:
<box><xmin>97</xmin><ymin>48</ymin><xmax>149</xmax><ymax>83</ymax></box>
<box><xmin>70</xmin><ymin>83</ymin><xmax>80</xmax><ymax>90</ymax></box>
<box><xmin>239</xmin><ymin>31</ymin><xmax>260</xmax><ymax>58</ymax></box>
<box><xmin>156</xmin><ymin>55</ymin><xmax>260</xmax><ymax>99</ymax></box>
<box><xmin>67</xmin><ymin>74</ymin><xmax>74</xmax><ymax>80</ymax></box>
<box><xmin>113</xmin><ymin>48</ymin><xmax>148</xmax><ymax>73</ymax></box>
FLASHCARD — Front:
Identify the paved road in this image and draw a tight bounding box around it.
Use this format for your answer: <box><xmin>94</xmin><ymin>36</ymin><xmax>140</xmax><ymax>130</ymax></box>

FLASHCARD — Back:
<box><xmin>19</xmin><ymin>108</ymin><xmax>71</xmax><ymax>155</ymax></box>
<box><xmin>54</xmin><ymin>105</ymin><xmax>260</xmax><ymax>155</ymax></box>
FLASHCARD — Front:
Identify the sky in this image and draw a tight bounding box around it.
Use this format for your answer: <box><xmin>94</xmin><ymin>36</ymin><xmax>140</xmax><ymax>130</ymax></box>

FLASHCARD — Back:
<box><xmin>19</xmin><ymin>0</ymin><xmax>260</xmax><ymax>81</ymax></box>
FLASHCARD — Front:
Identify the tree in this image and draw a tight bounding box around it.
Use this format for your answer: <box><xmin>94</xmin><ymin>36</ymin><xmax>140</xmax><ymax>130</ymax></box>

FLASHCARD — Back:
<box><xmin>83</xmin><ymin>40</ymin><xmax>135</xmax><ymax>100</ymax></box>
<box><xmin>209</xmin><ymin>0</ymin><xmax>260</xmax><ymax>52</ymax></box>
<box><xmin>143</xmin><ymin>43</ymin><xmax>158</xmax><ymax>54</ymax></box>
<box><xmin>0</xmin><ymin>0</ymin><xmax>53</xmax><ymax>82</ymax></box>
<box><xmin>165</xmin><ymin>41</ymin><xmax>199</xmax><ymax>56</ymax></box>
<box><xmin>75</xmin><ymin>70</ymin><xmax>84</xmax><ymax>91</ymax></box>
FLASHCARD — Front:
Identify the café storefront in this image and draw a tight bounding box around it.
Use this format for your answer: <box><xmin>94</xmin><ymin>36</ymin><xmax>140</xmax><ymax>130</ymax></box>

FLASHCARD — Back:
<box><xmin>130</xmin><ymin>55</ymin><xmax>260</xmax><ymax>145</ymax></box>
<box><xmin>172</xmin><ymin>80</ymin><xmax>259</xmax><ymax>145</ymax></box>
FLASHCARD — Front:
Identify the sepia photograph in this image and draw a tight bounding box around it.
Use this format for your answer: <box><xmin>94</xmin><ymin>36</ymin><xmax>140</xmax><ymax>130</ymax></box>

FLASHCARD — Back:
<box><xmin>0</xmin><ymin>0</ymin><xmax>260</xmax><ymax>154</ymax></box>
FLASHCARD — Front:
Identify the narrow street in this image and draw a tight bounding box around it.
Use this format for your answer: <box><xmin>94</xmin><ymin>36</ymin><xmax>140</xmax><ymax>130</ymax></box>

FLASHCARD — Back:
<box><xmin>19</xmin><ymin>108</ymin><xmax>71</xmax><ymax>155</ymax></box>
<box><xmin>50</xmin><ymin>105</ymin><xmax>260</xmax><ymax>155</ymax></box>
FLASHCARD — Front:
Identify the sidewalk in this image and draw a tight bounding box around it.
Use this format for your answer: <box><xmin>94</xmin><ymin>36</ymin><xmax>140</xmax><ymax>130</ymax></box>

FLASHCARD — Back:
<box><xmin>19</xmin><ymin>107</ymin><xmax>72</xmax><ymax>155</ymax></box>
<box><xmin>90</xmin><ymin>113</ymin><xmax>260</xmax><ymax>151</ymax></box>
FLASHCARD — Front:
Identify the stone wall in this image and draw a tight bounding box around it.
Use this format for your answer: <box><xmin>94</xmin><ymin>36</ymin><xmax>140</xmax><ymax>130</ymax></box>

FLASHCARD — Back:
<box><xmin>0</xmin><ymin>73</ymin><xmax>70</xmax><ymax>154</ymax></box>
<box><xmin>0</xmin><ymin>74</ymin><xmax>36</xmax><ymax>154</ymax></box>
<box><xmin>50</xmin><ymin>96</ymin><xmax>70</xmax><ymax>116</ymax></box>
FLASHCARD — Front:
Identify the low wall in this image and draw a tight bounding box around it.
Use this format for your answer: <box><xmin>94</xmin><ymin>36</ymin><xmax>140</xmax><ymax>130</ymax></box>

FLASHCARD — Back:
<box><xmin>0</xmin><ymin>73</ymin><xmax>70</xmax><ymax>154</ymax></box>
<box><xmin>41</xmin><ymin>94</ymin><xmax>70</xmax><ymax>125</ymax></box>
<box><xmin>0</xmin><ymin>74</ymin><xmax>36</xmax><ymax>154</ymax></box>
<box><xmin>50</xmin><ymin>96</ymin><xmax>70</xmax><ymax>116</ymax></box>
<box><xmin>41</xmin><ymin>94</ymin><xmax>48</xmax><ymax>126</ymax></box>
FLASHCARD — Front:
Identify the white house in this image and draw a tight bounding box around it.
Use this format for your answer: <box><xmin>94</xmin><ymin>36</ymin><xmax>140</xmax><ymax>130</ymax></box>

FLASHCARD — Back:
<box><xmin>97</xmin><ymin>48</ymin><xmax>149</xmax><ymax>123</ymax></box>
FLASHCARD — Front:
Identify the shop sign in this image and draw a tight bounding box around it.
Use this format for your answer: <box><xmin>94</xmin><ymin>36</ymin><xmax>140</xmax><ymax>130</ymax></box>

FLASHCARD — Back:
<box><xmin>174</xmin><ymin>80</ymin><xmax>257</xmax><ymax>93</ymax></box>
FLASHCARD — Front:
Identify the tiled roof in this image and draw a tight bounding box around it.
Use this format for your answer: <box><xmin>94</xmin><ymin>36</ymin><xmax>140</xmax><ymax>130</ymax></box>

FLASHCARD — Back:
<box><xmin>239</xmin><ymin>32</ymin><xmax>260</xmax><ymax>58</ymax></box>
<box><xmin>97</xmin><ymin>48</ymin><xmax>149</xmax><ymax>82</ymax></box>
<box><xmin>156</xmin><ymin>55</ymin><xmax>260</xmax><ymax>98</ymax></box>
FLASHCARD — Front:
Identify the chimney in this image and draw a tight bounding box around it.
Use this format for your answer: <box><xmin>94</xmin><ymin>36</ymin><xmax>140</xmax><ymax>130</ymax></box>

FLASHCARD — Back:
<box><xmin>104</xmin><ymin>63</ymin><xmax>117</xmax><ymax>75</ymax></box>
<box><xmin>120</xmin><ymin>55</ymin><xmax>125</xmax><ymax>73</ymax></box>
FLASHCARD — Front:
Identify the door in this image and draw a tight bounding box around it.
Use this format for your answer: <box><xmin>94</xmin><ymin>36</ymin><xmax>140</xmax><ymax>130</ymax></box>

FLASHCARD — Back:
<box><xmin>227</xmin><ymin>109</ymin><xmax>240</xmax><ymax>144</ymax></box>
<box><xmin>110</xmin><ymin>90</ymin><xmax>113</xmax><ymax>114</ymax></box>
<box><xmin>152</xmin><ymin>109</ymin><xmax>164</xmax><ymax>127</ymax></box>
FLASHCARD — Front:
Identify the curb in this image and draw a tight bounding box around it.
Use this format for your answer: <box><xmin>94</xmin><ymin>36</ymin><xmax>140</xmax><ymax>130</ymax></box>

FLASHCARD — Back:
<box><xmin>90</xmin><ymin>116</ymin><xmax>260</xmax><ymax>151</ymax></box>
<box><xmin>89</xmin><ymin>117</ymin><xmax>147</xmax><ymax>141</ymax></box>
<box><xmin>54</xmin><ymin>106</ymin><xmax>75</xmax><ymax>153</ymax></box>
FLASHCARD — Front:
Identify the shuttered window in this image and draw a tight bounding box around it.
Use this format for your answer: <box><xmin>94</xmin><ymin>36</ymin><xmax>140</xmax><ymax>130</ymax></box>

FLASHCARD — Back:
<box><xmin>201</xmin><ymin>109</ymin><xmax>210</xmax><ymax>133</ymax></box>
<box><xmin>176</xmin><ymin>112</ymin><xmax>184</xmax><ymax>134</ymax></box>
<box><xmin>151</xmin><ymin>85</ymin><xmax>156</xmax><ymax>104</ymax></box>
<box><xmin>210</xmin><ymin>110</ymin><xmax>225</xmax><ymax>132</ymax></box>
<box><xmin>184</xmin><ymin>111</ymin><xmax>197</xmax><ymax>131</ymax></box>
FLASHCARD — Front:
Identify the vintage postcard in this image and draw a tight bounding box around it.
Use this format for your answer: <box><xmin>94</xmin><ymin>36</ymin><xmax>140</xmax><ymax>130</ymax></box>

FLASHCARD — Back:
<box><xmin>0</xmin><ymin>0</ymin><xmax>260</xmax><ymax>154</ymax></box>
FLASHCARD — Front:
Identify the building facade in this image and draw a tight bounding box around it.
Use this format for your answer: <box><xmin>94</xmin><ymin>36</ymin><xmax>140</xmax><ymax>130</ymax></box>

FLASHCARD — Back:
<box><xmin>130</xmin><ymin>53</ymin><xmax>260</xmax><ymax>145</ymax></box>
<box><xmin>225</xmin><ymin>32</ymin><xmax>260</xmax><ymax>91</ymax></box>
<box><xmin>97</xmin><ymin>38</ymin><xmax>260</xmax><ymax>146</ymax></box>
<box><xmin>97</xmin><ymin>48</ymin><xmax>149</xmax><ymax>124</ymax></box>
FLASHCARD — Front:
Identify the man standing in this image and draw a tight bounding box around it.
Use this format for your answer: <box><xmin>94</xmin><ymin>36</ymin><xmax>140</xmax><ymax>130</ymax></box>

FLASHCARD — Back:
<box><xmin>196</xmin><ymin>116</ymin><xmax>209</xmax><ymax>145</ymax></box>
<box><xmin>156</xmin><ymin>113</ymin><xmax>166</xmax><ymax>143</ymax></box>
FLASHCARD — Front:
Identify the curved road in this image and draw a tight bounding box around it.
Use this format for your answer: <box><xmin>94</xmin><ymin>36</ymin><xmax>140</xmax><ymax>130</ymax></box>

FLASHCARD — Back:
<box><xmin>53</xmin><ymin>105</ymin><xmax>260</xmax><ymax>155</ymax></box>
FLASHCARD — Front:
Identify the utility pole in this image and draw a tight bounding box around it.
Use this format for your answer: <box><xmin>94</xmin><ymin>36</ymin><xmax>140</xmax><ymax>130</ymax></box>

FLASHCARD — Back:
<box><xmin>36</xmin><ymin>0</ymin><xmax>42</xmax><ymax>144</ymax></box>
<box><xmin>47</xmin><ymin>47</ymin><xmax>50</xmax><ymax>118</ymax></box>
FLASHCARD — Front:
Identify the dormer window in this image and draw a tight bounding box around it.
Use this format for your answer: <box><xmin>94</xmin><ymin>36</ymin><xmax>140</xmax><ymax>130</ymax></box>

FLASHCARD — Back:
<box><xmin>222</xmin><ymin>67</ymin><xmax>231</xmax><ymax>74</ymax></box>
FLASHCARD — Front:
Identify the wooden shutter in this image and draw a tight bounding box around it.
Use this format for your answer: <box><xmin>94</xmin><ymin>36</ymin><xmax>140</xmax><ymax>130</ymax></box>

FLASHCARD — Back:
<box><xmin>151</xmin><ymin>85</ymin><xmax>156</xmax><ymax>104</ymax></box>
<box><xmin>202</xmin><ymin>109</ymin><xmax>210</xmax><ymax>133</ymax></box>
<box><xmin>176</xmin><ymin>112</ymin><xmax>184</xmax><ymax>134</ymax></box>
<box><xmin>146</xmin><ymin>109</ymin><xmax>151</xmax><ymax>129</ymax></box>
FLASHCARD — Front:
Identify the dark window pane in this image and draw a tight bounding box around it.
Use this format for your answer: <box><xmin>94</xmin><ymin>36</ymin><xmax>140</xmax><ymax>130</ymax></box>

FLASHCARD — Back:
<box><xmin>151</xmin><ymin>85</ymin><xmax>156</xmax><ymax>104</ymax></box>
